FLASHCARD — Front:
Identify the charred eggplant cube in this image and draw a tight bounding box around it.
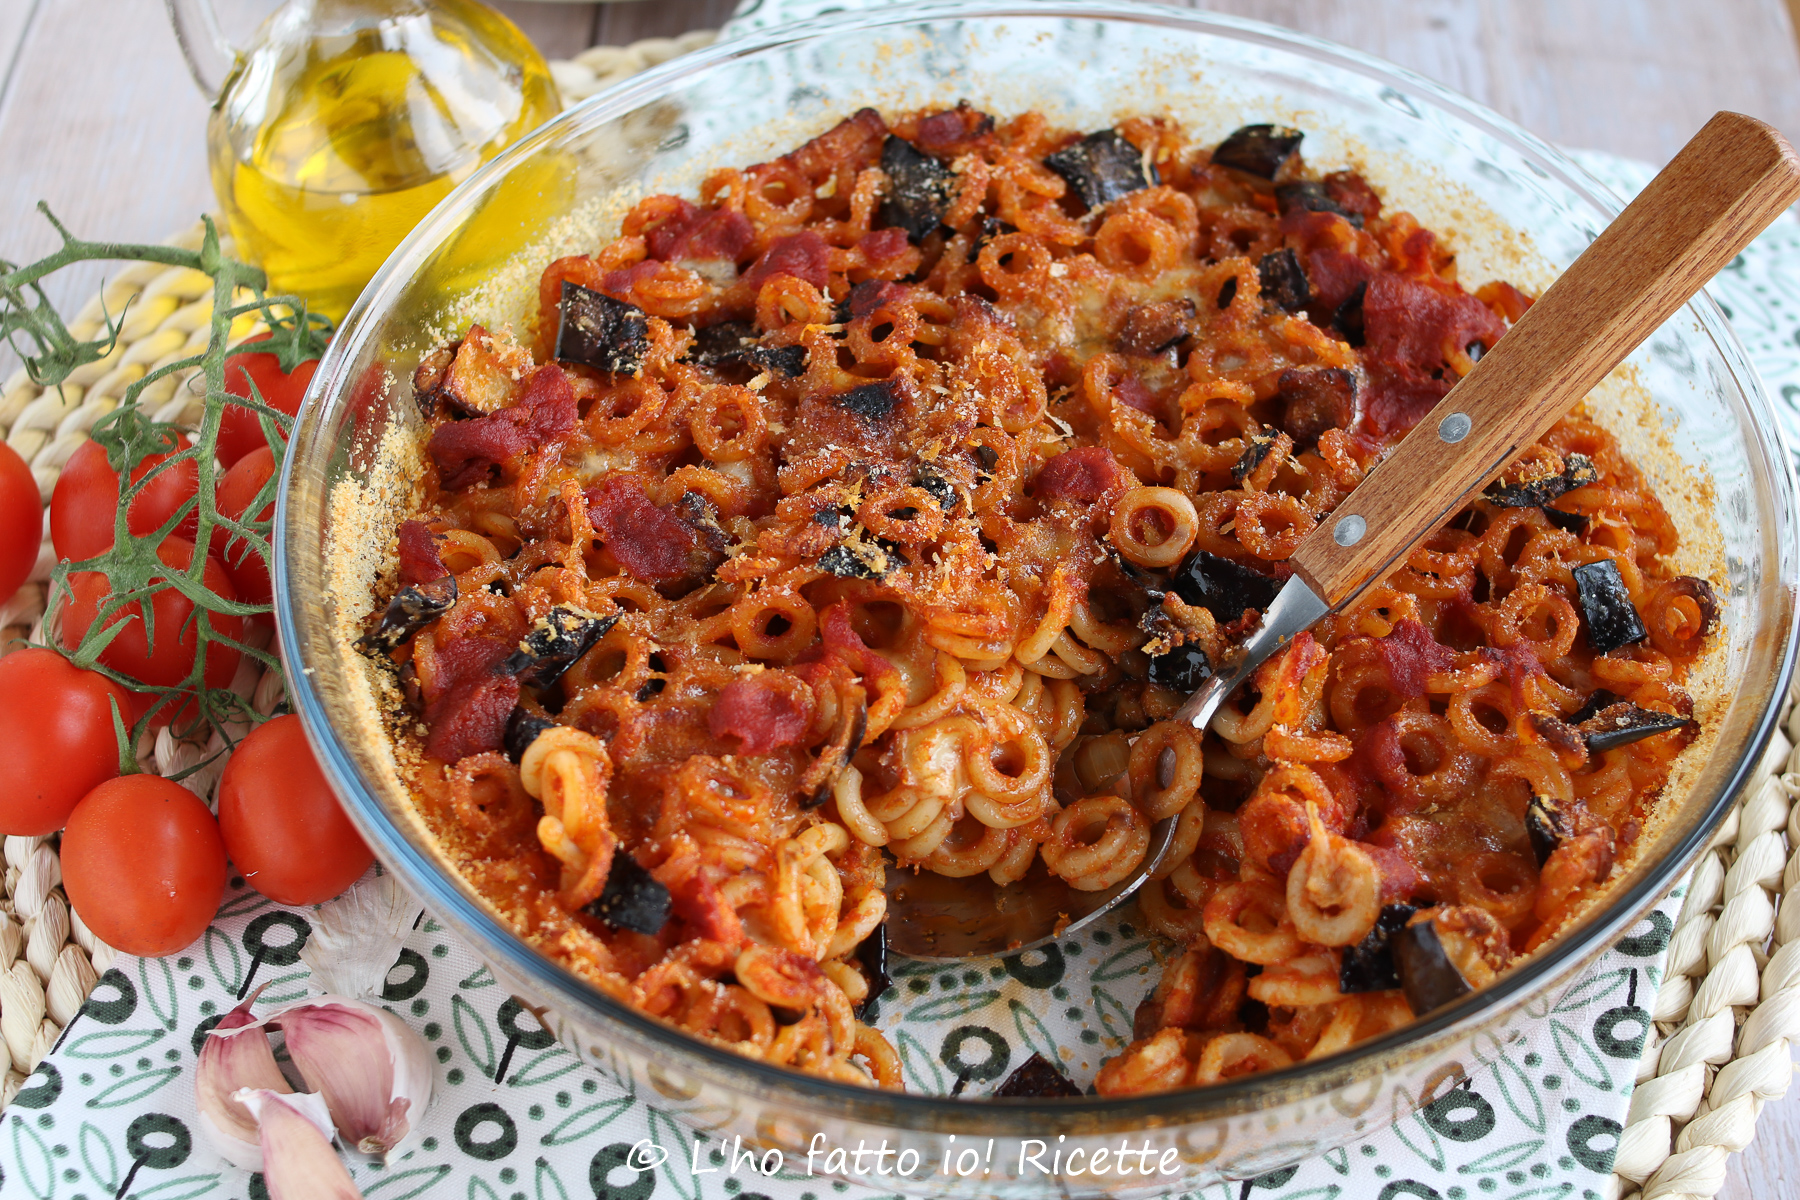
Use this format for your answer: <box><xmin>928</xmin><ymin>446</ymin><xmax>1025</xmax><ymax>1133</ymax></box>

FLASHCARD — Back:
<box><xmin>880</xmin><ymin>136</ymin><xmax>955</xmax><ymax>241</ymax></box>
<box><xmin>1524</xmin><ymin>794</ymin><xmax>1569</xmax><ymax>867</ymax></box>
<box><xmin>853</xmin><ymin>922</ymin><xmax>893</xmax><ymax>1020</ymax></box>
<box><xmin>503</xmin><ymin>707</ymin><xmax>559</xmax><ymax>765</ymax></box>
<box><xmin>1484</xmin><ymin>452</ymin><xmax>1599</xmax><ymax>508</ymax></box>
<box><xmin>1211</xmin><ymin>124</ymin><xmax>1304</xmax><ymax>179</ymax></box>
<box><xmin>357</xmin><ymin>574</ymin><xmax>458</xmax><ymax>658</ymax></box>
<box><xmin>1573</xmin><ymin>559</ymin><xmax>1647</xmax><ymax>654</ymax></box>
<box><xmin>1394</xmin><ymin>919</ymin><xmax>1474</xmax><ymax>1015</ymax></box>
<box><xmin>584</xmin><ymin>855</ymin><xmax>671</xmax><ymax>935</ymax></box>
<box><xmin>1044</xmin><ymin>130</ymin><xmax>1158</xmax><ymax>210</ymax></box>
<box><xmin>504</xmin><ymin>607</ymin><xmax>619</xmax><ymax>690</ymax></box>
<box><xmin>1339</xmin><ymin>903</ymin><xmax>1416</xmax><ymax>994</ymax></box>
<box><xmin>1257</xmin><ymin>248</ymin><xmax>1311</xmax><ymax>314</ymax></box>
<box><xmin>1274</xmin><ymin>180</ymin><xmax>1360</xmax><ymax>226</ymax></box>
<box><xmin>994</xmin><ymin>1052</ymin><xmax>1083</xmax><ymax>1098</ymax></box>
<box><xmin>1171</xmin><ymin>550</ymin><xmax>1281</xmax><ymax>625</ymax></box>
<box><xmin>1147</xmin><ymin>643</ymin><xmax>1212</xmax><ymax>693</ymax></box>
<box><xmin>554</xmin><ymin>281</ymin><xmax>650</xmax><ymax>375</ymax></box>
<box><xmin>690</xmin><ymin>320</ymin><xmax>806</xmax><ymax>377</ymax></box>
<box><xmin>1578</xmin><ymin>702</ymin><xmax>1694</xmax><ymax>753</ymax></box>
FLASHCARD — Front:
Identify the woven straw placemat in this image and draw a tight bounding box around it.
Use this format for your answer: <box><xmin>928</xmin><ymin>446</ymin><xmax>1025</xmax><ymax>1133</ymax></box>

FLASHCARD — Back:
<box><xmin>1</xmin><ymin>31</ymin><xmax>1797</xmax><ymax>1200</ymax></box>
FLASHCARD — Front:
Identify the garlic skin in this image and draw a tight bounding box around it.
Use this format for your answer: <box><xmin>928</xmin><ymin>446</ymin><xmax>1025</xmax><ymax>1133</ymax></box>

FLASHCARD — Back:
<box><xmin>195</xmin><ymin>990</ymin><xmax>292</xmax><ymax>1171</ymax></box>
<box><xmin>277</xmin><ymin>995</ymin><xmax>434</xmax><ymax>1160</ymax></box>
<box><xmin>298</xmin><ymin>873</ymin><xmax>423</xmax><ymax>999</ymax></box>
<box><xmin>235</xmin><ymin>1089</ymin><xmax>364</xmax><ymax>1200</ymax></box>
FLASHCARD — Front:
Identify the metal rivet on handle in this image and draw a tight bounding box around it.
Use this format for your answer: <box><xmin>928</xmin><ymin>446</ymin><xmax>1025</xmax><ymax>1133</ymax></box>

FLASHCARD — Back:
<box><xmin>1438</xmin><ymin>411</ymin><xmax>1472</xmax><ymax>443</ymax></box>
<box><xmin>1333</xmin><ymin>514</ymin><xmax>1366</xmax><ymax>547</ymax></box>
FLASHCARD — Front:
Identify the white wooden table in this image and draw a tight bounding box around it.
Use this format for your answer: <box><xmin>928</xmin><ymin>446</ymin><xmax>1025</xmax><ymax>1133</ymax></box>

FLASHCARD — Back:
<box><xmin>2</xmin><ymin>1</ymin><xmax>1797</xmax><ymax>1195</ymax></box>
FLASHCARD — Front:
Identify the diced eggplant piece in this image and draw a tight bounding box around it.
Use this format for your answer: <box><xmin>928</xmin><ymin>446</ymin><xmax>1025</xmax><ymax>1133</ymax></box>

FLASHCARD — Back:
<box><xmin>411</xmin><ymin>343</ymin><xmax>457</xmax><ymax>416</ymax></box>
<box><xmin>1117</xmin><ymin>300</ymin><xmax>1194</xmax><ymax>356</ymax></box>
<box><xmin>819</xmin><ymin>541</ymin><xmax>907</xmax><ymax>580</ymax></box>
<box><xmin>690</xmin><ymin>320</ymin><xmax>756</xmax><ymax>365</ymax></box>
<box><xmin>1043</xmin><ymin>130</ymin><xmax>1158</xmax><ymax>210</ymax></box>
<box><xmin>1230</xmin><ymin>432</ymin><xmax>1279</xmax><ymax>485</ymax></box>
<box><xmin>879</xmin><ymin>135</ymin><xmax>954</xmax><ymax>241</ymax></box>
<box><xmin>836</xmin><ymin>378</ymin><xmax>904</xmax><ymax>422</ymax></box>
<box><xmin>436</xmin><ymin>331</ymin><xmax>527</xmax><ymax>417</ymax></box>
<box><xmin>1578</xmin><ymin>702</ymin><xmax>1695</xmax><ymax>753</ymax></box>
<box><xmin>1573</xmin><ymin>559</ymin><xmax>1647</xmax><ymax>654</ymax></box>
<box><xmin>503</xmin><ymin>708</ymin><xmax>558</xmax><ymax>764</ymax></box>
<box><xmin>1339</xmin><ymin>903</ymin><xmax>1417</xmax><ymax>994</ymax></box>
<box><xmin>753</xmin><ymin>343</ymin><xmax>808</xmax><ymax>377</ymax></box>
<box><xmin>1147</xmin><ymin>643</ymin><xmax>1212</xmax><ymax>693</ymax></box>
<box><xmin>994</xmin><ymin>1052</ymin><xmax>1083</xmax><ymax>1099</ymax></box>
<box><xmin>357</xmin><ymin>574</ymin><xmax>458</xmax><ymax>658</ymax></box>
<box><xmin>853</xmin><ymin>922</ymin><xmax>892</xmax><ymax>1020</ymax></box>
<box><xmin>1171</xmin><ymin>550</ymin><xmax>1281</xmax><ymax>625</ymax></box>
<box><xmin>1542</xmin><ymin>507</ymin><xmax>1589</xmax><ymax>533</ymax></box>
<box><xmin>554</xmin><ymin>281</ymin><xmax>649</xmax><ymax>375</ymax></box>
<box><xmin>1274</xmin><ymin>180</ymin><xmax>1361</xmax><ymax>227</ymax></box>
<box><xmin>1257</xmin><ymin>248</ymin><xmax>1311</xmax><ymax>314</ymax></box>
<box><xmin>1394</xmin><ymin>918</ymin><xmax>1474</xmax><ymax>1015</ymax></box>
<box><xmin>1211</xmin><ymin>124</ymin><xmax>1304</xmax><ymax>179</ymax></box>
<box><xmin>1567</xmin><ymin>688</ymin><xmax>1623</xmax><ymax>726</ymax></box>
<box><xmin>1524</xmin><ymin>794</ymin><xmax>1568</xmax><ymax>867</ymax></box>
<box><xmin>1278</xmin><ymin>366</ymin><xmax>1356</xmax><ymax>447</ymax></box>
<box><xmin>584</xmin><ymin>854</ymin><xmax>672</xmax><ymax>935</ymax></box>
<box><xmin>912</xmin><ymin>463</ymin><xmax>961</xmax><ymax>514</ymax></box>
<box><xmin>690</xmin><ymin>320</ymin><xmax>807</xmax><ymax>377</ymax></box>
<box><xmin>1483</xmin><ymin>452</ymin><xmax>1599</xmax><ymax>507</ymax></box>
<box><xmin>1333</xmin><ymin>280</ymin><xmax>1367</xmax><ymax>347</ymax></box>
<box><xmin>503</xmin><ymin>607</ymin><xmax>620</xmax><ymax>690</ymax></box>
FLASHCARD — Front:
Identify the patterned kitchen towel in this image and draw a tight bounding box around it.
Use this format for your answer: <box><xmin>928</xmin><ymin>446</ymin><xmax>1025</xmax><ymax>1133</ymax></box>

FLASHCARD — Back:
<box><xmin>0</xmin><ymin>869</ymin><xmax>1686</xmax><ymax>1200</ymax></box>
<box><xmin>5</xmin><ymin>4</ymin><xmax>1795</xmax><ymax>1199</ymax></box>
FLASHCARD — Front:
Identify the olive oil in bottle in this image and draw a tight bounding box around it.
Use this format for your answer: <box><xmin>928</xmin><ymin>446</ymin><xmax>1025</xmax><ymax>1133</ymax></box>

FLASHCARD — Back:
<box><xmin>201</xmin><ymin>1</ymin><xmax>560</xmax><ymax>321</ymax></box>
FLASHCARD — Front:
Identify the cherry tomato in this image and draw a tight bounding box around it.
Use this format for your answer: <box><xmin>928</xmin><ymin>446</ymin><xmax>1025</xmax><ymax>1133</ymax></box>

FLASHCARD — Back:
<box><xmin>217</xmin><ymin>333</ymin><xmax>317</xmax><ymax>467</ymax></box>
<box><xmin>218</xmin><ymin>714</ymin><xmax>372</xmax><ymax>905</ymax></box>
<box><xmin>58</xmin><ymin>535</ymin><xmax>243</xmax><ymax>724</ymax></box>
<box><xmin>62</xmin><ymin>774</ymin><xmax>227</xmax><ymax>956</ymax></box>
<box><xmin>212</xmin><ymin>444</ymin><xmax>276</xmax><ymax>610</ymax></box>
<box><xmin>0</xmin><ymin>441</ymin><xmax>41</xmax><ymax>604</ymax></box>
<box><xmin>50</xmin><ymin>439</ymin><xmax>200</xmax><ymax>562</ymax></box>
<box><xmin>0</xmin><ymin>649</ymin><xmax>135</xmax><ymax>835</ymax></box>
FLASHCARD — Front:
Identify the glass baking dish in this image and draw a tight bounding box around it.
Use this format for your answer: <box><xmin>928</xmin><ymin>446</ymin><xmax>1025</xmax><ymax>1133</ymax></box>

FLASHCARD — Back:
<box><xmin>275</xmin><ymin>4</ymin><xmax>1799</xmax><ymax>1194</ymax></box>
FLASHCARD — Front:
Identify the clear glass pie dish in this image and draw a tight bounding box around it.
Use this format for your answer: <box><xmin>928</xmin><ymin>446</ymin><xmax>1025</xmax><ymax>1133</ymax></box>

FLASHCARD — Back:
<box><xmin>274</xmin><ymin>4</ymin><xmax>1799</xmax><ymax>1194</ymax></box>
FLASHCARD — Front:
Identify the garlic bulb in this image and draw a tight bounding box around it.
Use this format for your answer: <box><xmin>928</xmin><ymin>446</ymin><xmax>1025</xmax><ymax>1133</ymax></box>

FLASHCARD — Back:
<box><xmin>195</xmin><ymin>990</ymin><xmax>292</xmax><ymax>1171</ymax></box>
<box><xmin>297</xmin><ymin>873</ymin><xmax>422</xmax><ymax>999</ymax></box>
<box><xmin>277</xmin><ymin>996</ymin><xmax>434</xmax><ymax>1160</ymax></box>
<box><xmin>235</xmin><ymin>1090</ymin><xmax>364</xmax><ymax>1200</ymax></box>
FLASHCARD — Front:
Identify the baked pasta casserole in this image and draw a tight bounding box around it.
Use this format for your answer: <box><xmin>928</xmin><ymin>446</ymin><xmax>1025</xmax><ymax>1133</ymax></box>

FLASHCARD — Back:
<box><xmin>357</xmin><ymin>106</ymin><xmax>1719</xmax><ymax>1095</ymax></box>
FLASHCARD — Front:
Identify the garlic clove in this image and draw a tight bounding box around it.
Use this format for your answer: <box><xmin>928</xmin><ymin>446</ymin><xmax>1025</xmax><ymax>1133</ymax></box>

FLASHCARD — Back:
<box><xmin>234</xmin><ymin>1089</ymin><xmax>364</xmax><ymax>1200</ymax></box>
<box><xmin>275</xmin><ymin>995</ymin><xmax>433</xmax><ymax>1161</ymax></box>
<box><xmin>195</xmin><ymin>989</ymin><xmax>291</xmax><ymax>1171</ymax></box>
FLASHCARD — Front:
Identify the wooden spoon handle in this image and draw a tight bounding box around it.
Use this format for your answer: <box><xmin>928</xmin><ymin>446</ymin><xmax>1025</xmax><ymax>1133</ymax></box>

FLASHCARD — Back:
<box><xmin>1288</xmin><ymin>111</ymin><xmax>1800</xmax><ymax>607</ymax></box>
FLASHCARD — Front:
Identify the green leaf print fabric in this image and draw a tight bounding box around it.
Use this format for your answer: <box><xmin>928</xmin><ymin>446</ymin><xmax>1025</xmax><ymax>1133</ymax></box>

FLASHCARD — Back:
<box><xmin>0</xmin><ymin>867</ymin><xmax>1691</xmax><ymax>1200</ymax></box>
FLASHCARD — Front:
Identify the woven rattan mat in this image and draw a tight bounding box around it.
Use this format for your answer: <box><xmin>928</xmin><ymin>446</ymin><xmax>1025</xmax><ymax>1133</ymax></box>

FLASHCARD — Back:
<box><xmin>1</xmin><ymin>31</ymin><xmax>1797</xmax><ymax>1200</ymax></box>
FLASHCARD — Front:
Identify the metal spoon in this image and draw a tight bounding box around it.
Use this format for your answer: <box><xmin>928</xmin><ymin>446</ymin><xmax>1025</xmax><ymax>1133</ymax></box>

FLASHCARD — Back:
<box><xmin>884</xmin><ymin>111</ymin><xmax>1800</xmax><ymax>961</ymax></box>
